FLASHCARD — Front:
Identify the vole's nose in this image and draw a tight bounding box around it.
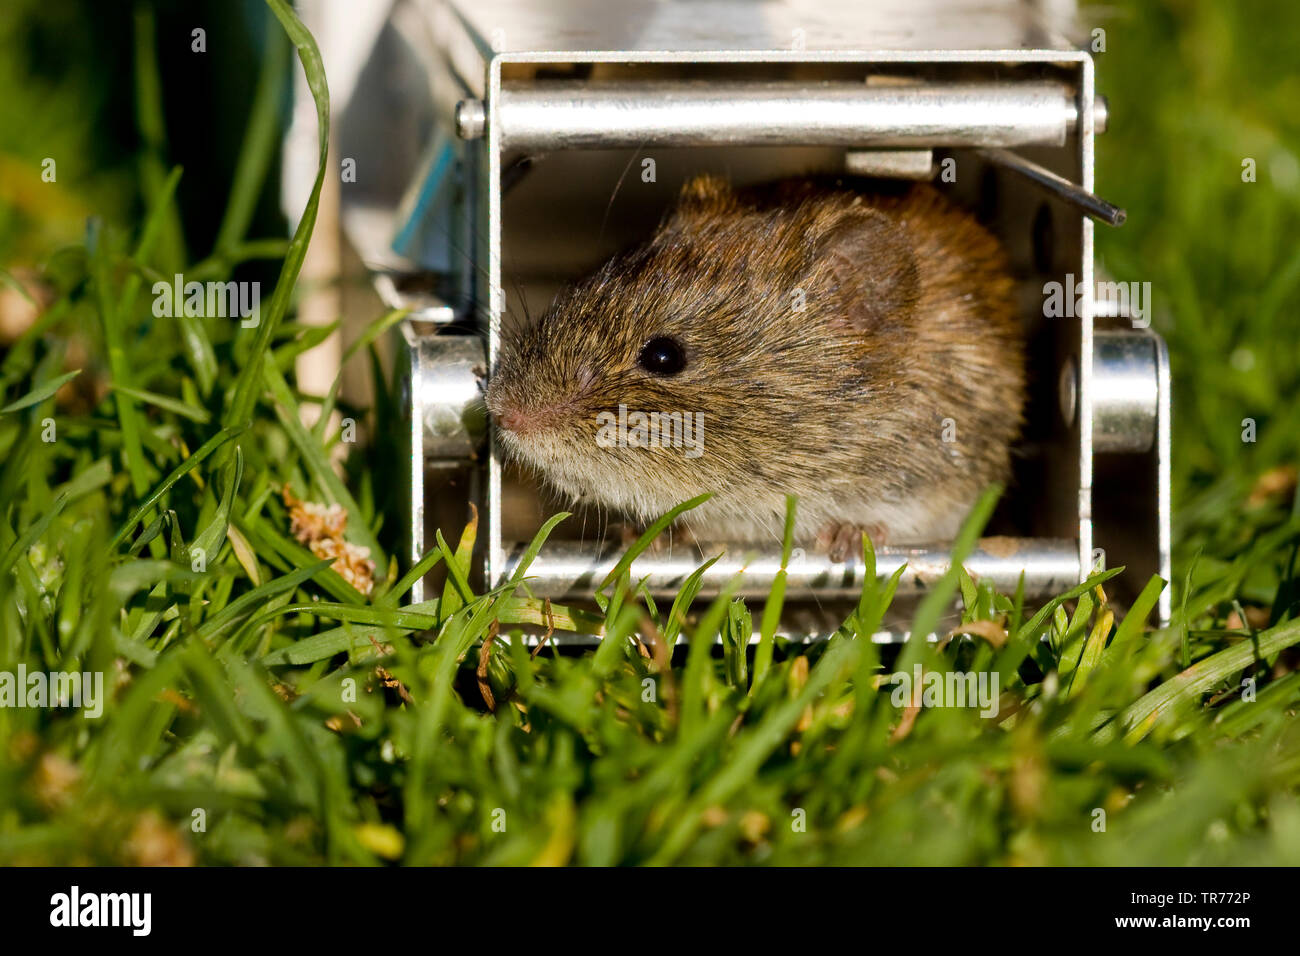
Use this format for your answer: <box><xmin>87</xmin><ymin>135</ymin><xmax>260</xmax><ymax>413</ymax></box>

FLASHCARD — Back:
<box><xmin>493</xmin><ymin>398</ymin><xmax>574</xmax><ymax>437</ymax></box>
<box><xmin>497</xmin><ymin>406</ymin><xmax>532</xmax><ymax>433</ymax></box>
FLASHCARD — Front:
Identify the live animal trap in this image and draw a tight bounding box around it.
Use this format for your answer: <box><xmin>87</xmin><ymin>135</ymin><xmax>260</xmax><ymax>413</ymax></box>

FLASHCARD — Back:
<box><xmin>335</xmin><ymin>0</ymin><xmax>1171</xmax><ymax>640</ymax></box>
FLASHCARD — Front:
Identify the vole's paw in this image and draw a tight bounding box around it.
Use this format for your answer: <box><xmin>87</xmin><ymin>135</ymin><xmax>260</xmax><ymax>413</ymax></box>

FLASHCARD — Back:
<box><xmin>816</xmin><ymin>521</ymin><xmax>889</xmax><ymax>562</ymax></box>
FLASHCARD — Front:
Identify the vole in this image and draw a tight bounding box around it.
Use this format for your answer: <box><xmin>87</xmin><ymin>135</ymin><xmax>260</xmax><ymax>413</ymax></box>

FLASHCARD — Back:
<box><xmin>486</xmin><ymin>174</ymin><xmax>1024</xmax><ymax>557</ymax></box>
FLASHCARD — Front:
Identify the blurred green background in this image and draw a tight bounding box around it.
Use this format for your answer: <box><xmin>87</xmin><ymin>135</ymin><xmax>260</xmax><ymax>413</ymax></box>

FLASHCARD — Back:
<box><xmin>0</xmin><ymin>0</ymin><xmax>284</xmax><ymax>269</ymax></box>
<box><xmin>1092</xmin><ymin>0</ymin><xmax>1300</xmax><ymax>574</ymax></box>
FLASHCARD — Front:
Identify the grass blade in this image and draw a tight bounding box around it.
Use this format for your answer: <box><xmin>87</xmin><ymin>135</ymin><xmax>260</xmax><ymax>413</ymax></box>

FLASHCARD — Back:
<box><xmin>110</xmin><ymin>426</ymin><xmax>245</xmax><ymax>549</ymax></box>
<box><xmin>223</xmin><ymin>0</ymin><xmax>330</xmax><ymax>434</ymax></box>
<box><xmin>1</xmin><ymin>370</ymin><xmax>81</xmax><ymax>415</ymax></box>
<box><xmin>598</xmin><ymin>493</ymin><xmax>711</xmax><ymax>592</ymax></box>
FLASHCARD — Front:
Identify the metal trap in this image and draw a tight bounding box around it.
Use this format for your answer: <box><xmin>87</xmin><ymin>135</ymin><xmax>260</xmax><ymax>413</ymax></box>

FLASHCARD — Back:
<box><xmin>334</xmin><ymin>0</ymin><xmax>1171</xmax><ymax>640</ymax></box>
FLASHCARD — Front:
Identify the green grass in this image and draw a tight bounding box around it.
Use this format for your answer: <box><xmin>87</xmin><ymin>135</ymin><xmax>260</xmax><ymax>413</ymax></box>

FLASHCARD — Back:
<box><xmin>0</xmin><ymin>0</ymin><xmax>1299</xmax><ymax>865</ymax></box>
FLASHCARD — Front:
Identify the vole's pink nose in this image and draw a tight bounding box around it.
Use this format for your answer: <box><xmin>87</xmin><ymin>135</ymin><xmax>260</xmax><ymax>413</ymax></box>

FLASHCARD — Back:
<box><xmin>497</xmin><ymin>406</ymin><xmax>531</xmax><ymax>433</ymax></box>
<box><xmin>494</xmin><ymin>400</ymin><xmax>572</xmax><ymax>437</ymax></box>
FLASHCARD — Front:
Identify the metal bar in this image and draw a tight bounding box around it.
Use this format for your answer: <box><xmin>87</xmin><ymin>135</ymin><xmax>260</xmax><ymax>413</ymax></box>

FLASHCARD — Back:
<box><xmin>500</xmin><ymin>537</ymin><xmax>1081</xmax><ymax>600</ymax></box>
<box><xmin>976</xmin><ymin>146</ymin><xmax>1126</xmax><ymax>226</ymax></box>
<box><xmin>496</xmin><ymin>80</ymin><xmax>1079</xmax><ymax>150</ymax></box>
<box><xmin>1154</xmin><ymin>332</ymin><xmax>1173</xmax><ymax>626</ymax></box>
<box><xmin>401</xmin><ymin>326</ymin><xmax>426</xmax><ymax>603</ymax></box>
<box><xmin>1077</xmin><ymin>53</ymin><xmax>1097</xmax><ymax>616</ymax></box>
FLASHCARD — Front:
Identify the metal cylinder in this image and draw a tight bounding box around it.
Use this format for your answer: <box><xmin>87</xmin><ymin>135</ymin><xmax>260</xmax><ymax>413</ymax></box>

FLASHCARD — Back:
<box><xmin>410</xmin><ymin>331</ymin><xmax>488</xmax><ymax>459</ymax></box>
<box><xmin>1091</xmin><ymin>330</ymin><xmax>1159</xmax><ymax>454</ymax></box>
<box><xmin>500</xmin><ymin>536</ymin><xmax>1081</xmax><ymax>600</ymax></box>
<box><xmin>496</xmin><ymin>80</ymin><xmax>1079</xmax><ymax>151</ymax></box>
<box><xmin>455</xmin><ymin>98</ymin><xmax>486</xmax><ymax>140</ymax></box>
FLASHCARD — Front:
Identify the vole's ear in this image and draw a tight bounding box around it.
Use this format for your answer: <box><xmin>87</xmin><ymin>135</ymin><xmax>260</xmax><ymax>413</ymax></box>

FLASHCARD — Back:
<box><xmin>816</xmin><ymin>209</ymin><xmax>921</xmax><ymax>332</ymax></box>
<box><xmin>668</xmin><ymin>174</ymin><xmax>736</xmax><ymax>223</ymax></box>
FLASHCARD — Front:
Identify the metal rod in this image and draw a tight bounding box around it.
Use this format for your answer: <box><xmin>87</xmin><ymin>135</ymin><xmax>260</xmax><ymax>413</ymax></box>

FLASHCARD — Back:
<box><xmin>976</xmin><ymin>146</ymin><xmax>1126</xmax><ymax>226</ymax></box>
<box><xmin>500</xmin><ymin>537</ymin><xmax>1081</xmax><ymax>600</ymax></box>
<box><xmin>496</xmin><ymin>80</ymin><xmax>1081</xmax><ymax>151</ymax></box>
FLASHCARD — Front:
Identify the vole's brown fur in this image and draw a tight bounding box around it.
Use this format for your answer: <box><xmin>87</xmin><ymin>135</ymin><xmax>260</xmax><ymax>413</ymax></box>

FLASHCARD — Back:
<box><xmin>487</xmin><ymin>174</ymin><xmax>1024</xmax><ymax>549</ymax></box>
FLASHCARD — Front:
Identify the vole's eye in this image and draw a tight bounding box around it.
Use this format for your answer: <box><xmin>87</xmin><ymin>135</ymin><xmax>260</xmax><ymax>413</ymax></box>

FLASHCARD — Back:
<box><xmin>637</xmin><ymin>336</ymin><xmax>686</xmax><ymax>375</ymax></box>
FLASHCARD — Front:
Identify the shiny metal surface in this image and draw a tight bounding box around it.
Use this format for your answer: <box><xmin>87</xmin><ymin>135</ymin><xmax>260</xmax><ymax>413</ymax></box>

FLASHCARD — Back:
<box><xmin>1058</xmin><ymin>355</ymin><xmax>1078</xmax><ymax>429</ymax></box>
<box><xmin>432</xmin><ymin>0</ymin><xmax>1081</xmax><ymax>57</ymax></box>
<box><xmin>845</xmin><ymin>149</ymin><xmax>936</xmax><ymax>179</ymax></box>
<box><xmin>501</xmin><ymin>537</ymin><xmax>1082</xmax><ymax>600</ymax></box>
<box><xmin>1154</xmin><ymin>331</ymin><xmax>1172</xmax><ymax>624</ymax></box>
<box><xmin>1076</xmin><ymin>49</ymin><xmax>1096</xmax><ymax>601</ymax></box>
<box><xmin>374</xmin><ymin>274</ymin><xmax>462</xmax><ymax>324</ymax></box>
<box><xmin>495</xmin><ymin>81</ymin><xmax>1080</xmax><ymax>151</ymax></box>
<box><xmin>1086</xmin><ymin>324</ymin><xmax>1171</xmax><ymax>625</ymax></box>
<box><xmin>455</xmin><ymin>98</ymin><xmax>486</xmax><ymax>140</ymax></box>
<box><xmin>1092</xmin><ymin>329</ymin><xmax>1159</xmax><ymax>454</ymax></box>
<box><xmin>407</xmin><ymin>331</ymin><xmax>488</xmax><ymax>460</ymax></box>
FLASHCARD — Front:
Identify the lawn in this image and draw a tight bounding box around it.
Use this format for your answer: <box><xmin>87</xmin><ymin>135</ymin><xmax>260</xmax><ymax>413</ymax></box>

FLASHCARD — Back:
<box><xmin>0</xmin><ymin>0</ymin><xmax>1297</xmax><ymax>865</ymax></box>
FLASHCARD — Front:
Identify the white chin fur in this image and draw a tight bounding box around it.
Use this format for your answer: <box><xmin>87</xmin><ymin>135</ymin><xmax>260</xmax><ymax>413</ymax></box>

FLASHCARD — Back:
<box><xmin>502</xmin><ymin>434</ymin><xmax>964</xmax><ymax>546</ymax></box>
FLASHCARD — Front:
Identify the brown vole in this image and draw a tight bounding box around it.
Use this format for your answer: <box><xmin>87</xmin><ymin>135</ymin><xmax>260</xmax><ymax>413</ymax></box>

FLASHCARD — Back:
<box><xmin>486</xmin><ymin>175</ymin><xmax>1024</xmax><ymax>555</ymax></box>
